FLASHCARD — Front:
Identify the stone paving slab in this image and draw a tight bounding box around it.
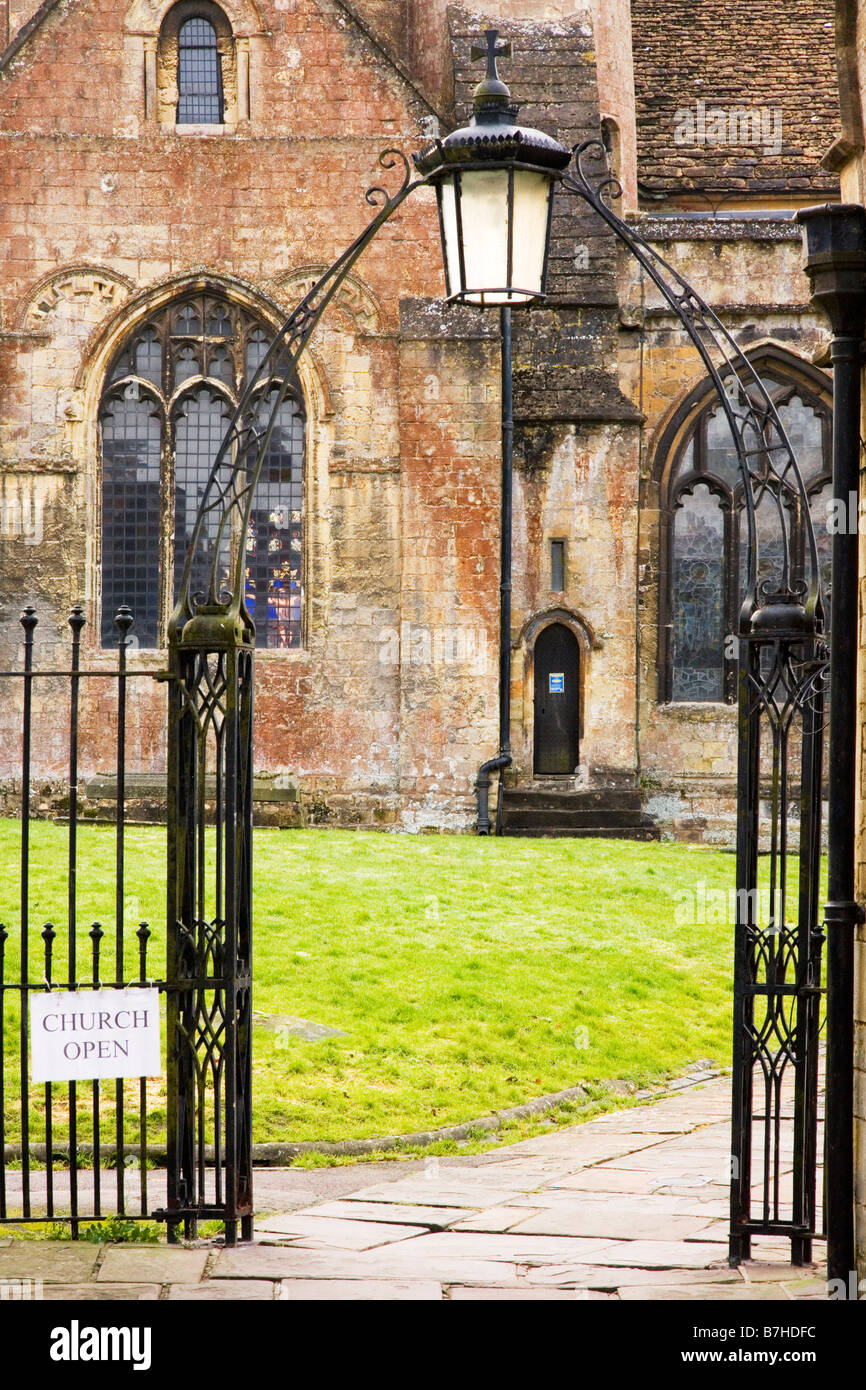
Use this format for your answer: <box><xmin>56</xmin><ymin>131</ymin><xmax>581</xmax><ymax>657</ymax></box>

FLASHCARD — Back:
<box><xmin>97</xmin><ymin>1246</ymin><xmax>209</xmax><ymax>1284</ymax></box>
<box><xmin>499</xmin><ymin>1188</ymin><xmax>695</xmax><ymax>1212</ymax></box>
<box><xmin>617</xmin><ymin>1282</ymin><xmax>791</xmax><ymax>1301</ymax></box>
<box><xmin>214</xmin><ymin>1245</ymin><xmax>521</xmax><ymax>1285</ymax></box>
<box><xmin>282</xmin><ymin>1200</ymin><xmax>472</xmax><ymax>1228</ymax></box>
<box><xmin>523</xmin><ymin>1264</ymin><xmax>744</xmax><ymax>1289</ymax></box>
<box><xmin>363</xmin><ymin>1231</ymin><xmax>621</xmax><ymax>1266</ymax></box>
<box><xmin>494</xmin><ymin>1134</ymin><xmax>671</xmax><ymax>1163</ymax></box>
<box><xmin>169</xmin><ymin>1280</ymin><xmax>276</xmax><ymax>1300</ymax></box>
<box><xmin>254</xmin><ymin>1215</ymin><xmax>423</xmax><ymax>1250</ymax></box>
<box><xmin>653</xmin><ymin>1181</ymin><xmax>731</xmax><ymax>1200</ymax></box>
<box><xmin>598</xmin><ymin>1148</ymin><xmax>731</xmax><ymax>1175</ymax></box>
<box><xmin>40</xmin><ymin>1283</ymin><xmax>162</xmax><ymax>1300</ymax></box>
<box><xmin>508</xmin><ymin>1208</ymin><xmax>712</xmax><ymax>1241</ymax></box>
<box><xmin>579</xmin><ymin>1115</ymin><xmax>698</xmax><ymax>1136</ymax></box>
<box><xmin>337</xmin><ymin>1182</ymin><xmax>528</xmax><ymax>1207</ymax></box>
<box><xmin>277</xmin><ymin>1279</ymin><xmax>442</xmax><ymax>1300</ymax></box>
<box><xmin>451</xmin><ymin>1206</ymin><xmax>543</xmax><ymax>1232</ymax></box>
<box><xmin>779</xmin><ymin>1276</ymin><xmax>831</xmax><ymax>1296</ymax></box>
<box><xmin>0</xmin><ymin>1243</ymin><xmax>100</xmax><ymax>1282</ymax></box>
<box><xmin>546</xmin><ymin>1168</ymin><xmax>685</xmax><ymax>1194</ymax></box>
<box><xmin>684</xmin><ymin>1221</ymin><xmax>729</xmax><ymax>1243</ymax></box>
<box><xmin>480</xmin><ymin>1158</ymin><xmax>589</xmax><ymax>1174</ymax></box>
<box><xmin>586</xmin><ymin>1241</ymin><xmax>729</xmax><ymax>1269</ymax></box>
<box><xmin>741</xmin><ymin>1260</ymin><xmax>824</xmax><ymax>1283</ymax></box>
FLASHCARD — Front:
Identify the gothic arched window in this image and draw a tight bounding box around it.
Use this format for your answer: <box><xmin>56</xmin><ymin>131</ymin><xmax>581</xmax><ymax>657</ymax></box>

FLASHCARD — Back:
<box><xmin>659</xmin><ymin>362</ymin><xmax>831</xmax><ymax>703</ymax></box>
<box><xmin>99</xmin><ymin>292</ymin><xmax>304</xmax><ymax>651</ymax></box>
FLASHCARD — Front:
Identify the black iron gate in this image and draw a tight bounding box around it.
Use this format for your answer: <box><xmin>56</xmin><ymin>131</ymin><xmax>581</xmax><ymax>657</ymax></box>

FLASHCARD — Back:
<box><xmin>563</xmin><ymin>143</ymin><xmax>829</xmax><ymax>1265</ymax></box>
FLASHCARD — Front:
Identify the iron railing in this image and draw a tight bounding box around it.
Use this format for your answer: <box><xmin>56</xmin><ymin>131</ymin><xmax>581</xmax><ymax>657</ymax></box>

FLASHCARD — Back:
<box><xmin>0</xmin><ymin>605</ymin><xmax>163</xmax><ymax>1232</ymax></box>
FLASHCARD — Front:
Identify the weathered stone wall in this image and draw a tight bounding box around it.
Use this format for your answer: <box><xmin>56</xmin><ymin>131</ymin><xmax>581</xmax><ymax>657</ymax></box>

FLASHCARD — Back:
<box><xmin>0</xmin><ymin>0</ymin><xmax>469</xmax><ymax>829</ymax></box>
<box><xmin>0</xmin><ymin>0</ymin><xmax>629</xmax><ymax>831</ymax></box>
<box><xmin>587</xmin><ymin>0</ymin><xmax>637</xmax><ymax>211</ymax></box>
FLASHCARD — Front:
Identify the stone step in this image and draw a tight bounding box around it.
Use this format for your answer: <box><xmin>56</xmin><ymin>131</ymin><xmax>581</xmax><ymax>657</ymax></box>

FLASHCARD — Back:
<box><xmin>504</xmin><ymin>808</ymin><xmax>654</xmax><ymax>829</ymax></box>
<box><xmin>503</xmin><ymin>788</ymin><xmax>642</xmax><ymax>811</ymax></box>
<box><xmin>504</xmin><ymin>825</ymin><xmax>662</xmax><ymax>841</ymax></box>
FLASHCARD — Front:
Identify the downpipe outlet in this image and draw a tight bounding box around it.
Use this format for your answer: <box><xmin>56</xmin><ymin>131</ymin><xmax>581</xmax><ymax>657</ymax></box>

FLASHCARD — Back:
<box><xmin>475</xmin><ymin>752</ymin><xmax>512</xmax><ymax>836</ymax></box>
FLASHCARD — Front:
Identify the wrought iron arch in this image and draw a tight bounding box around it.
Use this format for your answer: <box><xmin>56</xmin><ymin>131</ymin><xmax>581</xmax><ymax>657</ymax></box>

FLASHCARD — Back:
<box><xmin>162</xmin><ymin>133</ymin><xmax>829</xmax><ymax>1261</ymax></box>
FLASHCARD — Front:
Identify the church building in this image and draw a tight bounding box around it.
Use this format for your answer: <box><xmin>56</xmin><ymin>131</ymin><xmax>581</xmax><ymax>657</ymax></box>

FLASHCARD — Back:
<box><xmin>0</xmin><ymin>0</ymin><xmax>840</xmax><ymax>836</ymax></box>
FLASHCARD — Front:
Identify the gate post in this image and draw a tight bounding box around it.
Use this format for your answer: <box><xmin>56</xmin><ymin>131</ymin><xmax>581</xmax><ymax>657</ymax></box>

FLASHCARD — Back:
<box><xmin>162</xmin><ymin>619</ymin><xmax>254</xmax><ymax>1246</ymax></box>
<box><xmin>799</xmin><ymin>203</ymin><xmax>866</xmax><ymax>1289</ymax></box>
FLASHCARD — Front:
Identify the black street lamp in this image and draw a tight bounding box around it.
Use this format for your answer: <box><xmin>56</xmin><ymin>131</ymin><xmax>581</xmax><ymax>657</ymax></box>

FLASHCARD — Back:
<box><xmin>414</xmin><ymin>31</ymin><xmax>569</xmax><ymax>306</ymax></box>
<box><xmin>415</xmin><ymin>30</ymin><xmax>570</xmax><ymax>834</ymax></box>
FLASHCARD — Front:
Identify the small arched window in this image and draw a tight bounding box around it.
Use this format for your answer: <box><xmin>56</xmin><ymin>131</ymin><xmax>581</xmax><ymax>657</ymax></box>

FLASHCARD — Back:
<box><xmin>177</xmin><ymin>16</ymin><xmax>224</xmax><ymax>124</ymax></box>
<box><xmin>156</xmin><ymin>2</ymin><xmax>237</xmax><ymax>129</ymax></box>
<box><xmin>99</xmin><ymin>292</ymin><xmax>304</xmax><ymax>651</ymax></box>
<box><xmin>659</xmin><ymin>359</ymin><xmax>832</xmax><ymax>704</ymax></box>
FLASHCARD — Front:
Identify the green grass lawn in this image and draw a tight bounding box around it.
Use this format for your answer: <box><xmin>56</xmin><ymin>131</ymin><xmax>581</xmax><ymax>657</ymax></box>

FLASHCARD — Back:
<box><xmin>0</xmin><ymin>822</ymin><xmax>746</xmax><ymax>1145</ymax></box>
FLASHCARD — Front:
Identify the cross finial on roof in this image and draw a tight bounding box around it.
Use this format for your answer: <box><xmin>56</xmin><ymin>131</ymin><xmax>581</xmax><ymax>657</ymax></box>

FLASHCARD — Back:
<box><xmin>471</xmin><ymin>28</ymin><xmax>511</xmax><ymax>85</ymax></box>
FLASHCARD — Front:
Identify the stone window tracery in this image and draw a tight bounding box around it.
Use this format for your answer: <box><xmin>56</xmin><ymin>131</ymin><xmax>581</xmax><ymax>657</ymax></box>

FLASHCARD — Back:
<box><xmin>661</xmin><ymin>368</ymin><xmax>831</xmax><ymax>704</ymax></box>
<box><xmin>99</xmin><ymin>291</ymin><xmax>304</xmax><ymax>651</ymax></box>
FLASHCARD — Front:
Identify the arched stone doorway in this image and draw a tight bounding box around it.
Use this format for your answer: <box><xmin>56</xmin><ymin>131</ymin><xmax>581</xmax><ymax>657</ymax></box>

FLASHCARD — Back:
<box><xmin>533</xmin><ymin>622</ymin><xmax>580</xmax><ymax>775</ymax></box>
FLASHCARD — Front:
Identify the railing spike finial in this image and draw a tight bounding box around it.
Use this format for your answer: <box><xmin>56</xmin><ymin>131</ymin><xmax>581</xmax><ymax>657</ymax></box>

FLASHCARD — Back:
<box><xmin>114</xmin><ymin>605</ymin><xmax>134</xmax><ymax>641</ymax></box>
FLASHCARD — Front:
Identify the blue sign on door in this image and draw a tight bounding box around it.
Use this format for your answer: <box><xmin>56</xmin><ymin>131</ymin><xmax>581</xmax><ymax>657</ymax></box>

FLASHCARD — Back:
<box><xmin>549</xmin><ymin>672</ymin><xmax>564</xmax><ymax>693</ymax></box>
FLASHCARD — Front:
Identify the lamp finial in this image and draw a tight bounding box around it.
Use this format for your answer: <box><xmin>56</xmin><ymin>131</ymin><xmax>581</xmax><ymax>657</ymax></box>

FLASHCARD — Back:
<box><xmin>470</xmin><ymin>28</ymin><xmax>512</xmax><ymax>110</ymax></box>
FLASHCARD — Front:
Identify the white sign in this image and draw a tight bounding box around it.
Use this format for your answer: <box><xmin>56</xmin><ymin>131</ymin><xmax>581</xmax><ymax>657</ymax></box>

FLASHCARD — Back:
<box><xmin>30</xmin><ymin>988</ymin><xmax>162</xmax><ymax>1083</ymax></box>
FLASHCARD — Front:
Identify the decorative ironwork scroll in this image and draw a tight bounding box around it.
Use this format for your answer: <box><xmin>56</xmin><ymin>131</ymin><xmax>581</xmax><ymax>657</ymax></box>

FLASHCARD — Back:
<box><xmin>162</xmin><ymin>150</ymin><xmax>432</xmax><ymax>1244</ymax></box>
<box><xmin>562</xmin><ymin>141</ymin><xmax>827</xmax><ymax>1265</ymax></box>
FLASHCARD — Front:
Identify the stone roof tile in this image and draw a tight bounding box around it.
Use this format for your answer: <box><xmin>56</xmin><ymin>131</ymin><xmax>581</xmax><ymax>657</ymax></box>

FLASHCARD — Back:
<box><xmin>631</xmin><ymin>0</ymin><xmax>840</xmax><ymax>201</ymax></box>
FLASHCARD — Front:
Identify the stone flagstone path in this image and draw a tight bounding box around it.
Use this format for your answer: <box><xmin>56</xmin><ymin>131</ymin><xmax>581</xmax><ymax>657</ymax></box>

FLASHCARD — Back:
<box><xmin>0</xmin><ymin>1073</ymin><xmax>828</xmax><ymax>1300</ymax></box>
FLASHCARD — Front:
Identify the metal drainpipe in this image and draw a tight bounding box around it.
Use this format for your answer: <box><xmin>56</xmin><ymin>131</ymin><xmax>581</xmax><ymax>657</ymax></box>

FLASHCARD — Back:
<box><xmin>798</xmin><ymin>204</ymin><xmax>866</xmax><ymax>1291</ymax></box>
<box><xmin>476</xmin><ymin>306</ymin><xmax>514</xmax><ymax>834</ymax></box>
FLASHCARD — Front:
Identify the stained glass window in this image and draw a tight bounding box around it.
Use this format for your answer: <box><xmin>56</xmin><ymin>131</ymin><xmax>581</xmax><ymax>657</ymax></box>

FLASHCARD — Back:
<box><xmin>100</xmin><ymin>394</ymin><xmax>162</xmax><ymax>648</ymax></box>
<box><xmin>663</xmin><ymin>364</ymin><xmax>831</xmax><ymax>703</ymax></box>
<box><xmin>245</xmin><ymin>391</ymin><xmax>304</xmax><ymax>649</ymax></box>
<box><xmin>672</xmin><ymin>487</ymin><xmax>725</xmax><ymax>701</ymax></box>
<box><xmin>99</xmin><ymin>292</ymin><xmax>305</xmax><ymax>650</ymax></box>
<box><xmin>177</xmin><ymin>18</ymin><xmax>224</xmax><ymax>125</ymax></box>
<box><xmin>173</xmin><ymin>388</ymin><xmax>232</xmax><ymax>608</ymax></box>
